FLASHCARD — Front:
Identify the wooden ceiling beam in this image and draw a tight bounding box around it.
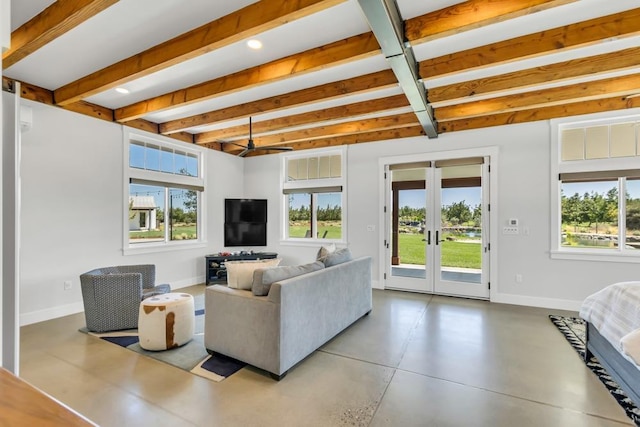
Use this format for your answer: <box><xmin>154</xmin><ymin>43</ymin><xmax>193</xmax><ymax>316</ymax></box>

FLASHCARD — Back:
<box><xmin>159</xmin><ymin>70</ymin><xmax>398</xmax><ymax>135</ymax></box>
<box><xmin>420</xmin><ymin>7</ymin><xmax>640</xmax><ymax>79</ymax></box>
<box><xmin>114</xmin><ymin>32</ymin><xmax>381</xmax><ymax>122</ymax></box>
<box><xmin>53</xmin><ymin>0</ymin><xmax>345</xmax><ymax>105</ymax></box>
<box><xmin>435</xmin><ymin>74</ymin><xmax>640</xmax><ymax>121</ymax></box>
<box><xmin>246</xmin><ymin>125</ymin><xmax>425</xmax><ymax>155</ymax></box>
<box><xmin>3</xmin><ymin>76</ymin><xmax>194</xmax><ymax>143</ymax></box>
<box><xmin>223</xmin><ymin>112</ymin><xmax>418</xmax><ymax>153</ymax></box>
<box><xmin>2</xmin><ymin>0</ymin><xmax>119</xmax><ymax>69</ymax></box>
<box><xmin>429</xmin><ymin>46</ymin><xmax>640</xmax><ymax>103</ymax></box>
<box><xmin>405</xmin><ymin>0</ymin><xmax>575</xmax><ymax>44</ymax></box>
<box><xmin>195</xmin><ymin>94</ymin><xmax>409</xmax><ymax>144</ymax></box>
<box><xmin>438</xmin><ymin>95</ymin><xmax>640</xmax><ymax>134</ymax></box>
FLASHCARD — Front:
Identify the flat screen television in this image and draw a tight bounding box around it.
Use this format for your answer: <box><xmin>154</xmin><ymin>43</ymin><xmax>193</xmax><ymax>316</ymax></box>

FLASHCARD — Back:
<box><xmin>225</xmin><ymin>198</ymin><xmax>267</xmax><ymax>223</ymax></box>
<box><xmin>224</xmin><ymin>199</ymin><xmax>267</xmax><ymax>247</ymax></box>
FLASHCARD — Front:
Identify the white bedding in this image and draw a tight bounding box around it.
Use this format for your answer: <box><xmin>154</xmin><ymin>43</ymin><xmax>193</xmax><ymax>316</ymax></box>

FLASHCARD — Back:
<box><xmin>579</xmin><ymin>281</ymin><xmax>640</xmax><ymax>367</ymax></box>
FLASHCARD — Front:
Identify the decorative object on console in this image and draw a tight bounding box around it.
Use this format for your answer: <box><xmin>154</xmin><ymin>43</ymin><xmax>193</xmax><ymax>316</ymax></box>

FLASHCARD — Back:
<box><xmin>80</xmin><ymin>264</ymin><xmax>171</xmax><ymax>333</ymax></box>
<box><xmin>225</xmin><ymin>258</ymin><xmax>281</xmax><ymax>290</ymax></box>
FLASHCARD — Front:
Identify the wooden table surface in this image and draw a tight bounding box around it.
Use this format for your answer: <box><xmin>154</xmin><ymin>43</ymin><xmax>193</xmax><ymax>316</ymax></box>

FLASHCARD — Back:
<box><xmin>0</xmin><ymin>367</ymin><xmax>97</xmax><ymax>426</ymax></box>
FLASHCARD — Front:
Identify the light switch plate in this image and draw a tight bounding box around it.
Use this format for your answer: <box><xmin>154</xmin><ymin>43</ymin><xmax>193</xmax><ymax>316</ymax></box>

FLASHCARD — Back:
<box><xmin>503</xmin><ymin>226</ymin><xmax>519</xmax><ymax>235</ymax></box>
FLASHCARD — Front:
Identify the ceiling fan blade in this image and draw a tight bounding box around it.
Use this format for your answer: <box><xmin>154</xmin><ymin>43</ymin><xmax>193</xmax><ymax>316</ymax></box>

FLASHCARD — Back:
<box><xmin>254</xmin><ymin>146</ymin><xmax>293</xmax><ymax>152</ymax></box>
<box><xmin>238</xmin><ymin>148</ymin><xmax>252</xmax><ymax>157</ymax></box>
<box><xmin>217</xmin><ymin>140</ymin><xmax>248</xmax><ymax>149</ymax></box>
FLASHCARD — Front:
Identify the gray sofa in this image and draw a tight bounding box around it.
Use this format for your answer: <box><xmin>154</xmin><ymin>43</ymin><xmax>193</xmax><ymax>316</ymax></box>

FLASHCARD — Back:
<box><xmin>204</xmin><ymin>256</ymin><xmax>372</xmax><ymax>379</ymax></box>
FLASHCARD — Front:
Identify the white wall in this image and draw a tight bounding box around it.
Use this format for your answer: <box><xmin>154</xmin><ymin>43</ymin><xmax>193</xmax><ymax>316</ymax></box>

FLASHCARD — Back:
<box><xmin>244</xmin><ymin>118</ymin><xmax>640</xmax><ymax>311</ymax></box>
<box><xmin>19</xmin><ymin>100</ymin><xmax>243</xmax><ymax>325</ymax></box>
<box><xmin>17</xmin><ymin>99</ymin><xmax>640</xmax><ymax>323</ymax></box>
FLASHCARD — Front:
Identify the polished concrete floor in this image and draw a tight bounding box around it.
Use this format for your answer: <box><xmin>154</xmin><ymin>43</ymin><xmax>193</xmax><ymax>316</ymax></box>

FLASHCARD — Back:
<box><xmin>19</xmin><ymin>287</ymin><xmax>634</xmax><ymax>426</ymax></box>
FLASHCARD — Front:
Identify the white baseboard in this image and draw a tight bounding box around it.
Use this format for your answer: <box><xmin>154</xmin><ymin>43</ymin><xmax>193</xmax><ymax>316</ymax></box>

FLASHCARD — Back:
<box><xmin>20</xmin><ymin>301</ymin><xmax>85</xmax><ymax>326</ymax></box>
<box><xmin>371</xmin><ymin>279</ymin><xmax>382</xmax><ymax>290</ymax></box>
<box><xmin>491</xmin><ymin>292</ymin><xmax>582</xmax><ymax>312</ymax></box>
<box><xmin>169</xmin><ymin>275</ymin><xmax>205</xmax><ymax>289</ymax></box>
<box><xmin>20</xmin><ymin>275</ymin><xmax>206</xmax><ymax>326</ymax></box>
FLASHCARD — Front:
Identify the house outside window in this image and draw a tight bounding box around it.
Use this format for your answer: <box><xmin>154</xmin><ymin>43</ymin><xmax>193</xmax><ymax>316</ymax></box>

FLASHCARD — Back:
<box><xmin>282</xmin><ymin>147</ymin><xmax>346</xmax><ymax>243</ymax></box>
<box><xmin>125</xmin><ymin>130</ymin><xmax>205</xmax><ymax>251</ymax></box>
<box><xmin>551</xmin><ymin>114</ymin><xmax>640</xmax><ymax>262</ymax></box>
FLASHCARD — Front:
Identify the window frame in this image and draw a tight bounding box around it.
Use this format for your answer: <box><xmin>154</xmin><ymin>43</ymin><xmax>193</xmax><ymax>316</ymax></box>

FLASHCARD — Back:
<box><xmin>280</xmin><ymin>147</ymin><xmax>347</xmax><ymax>245</ymax></box>
<box><xmin>550</xmin><ymin>112</ymin><xmax>640</xmax><ymax>263</ymax></box>
<box><xmin>123</xmin><ymin>128</ymin><xmax>206</xmax><ymax>254</ymax></box>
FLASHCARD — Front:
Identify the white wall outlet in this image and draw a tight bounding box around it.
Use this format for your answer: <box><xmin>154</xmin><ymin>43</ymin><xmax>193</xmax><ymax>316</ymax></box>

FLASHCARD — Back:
<box><xmin>515</xmin><ymin>274</ymin><xmax>523</xmax><ymax>283</ymax></box>
<box><xmin>64</xmin><ymin>280</ymin><xmax>72</xmax><ymax>290</ymax></box>
<box><xmin>366</xmin><ymin>225</ymin><xmax>375</xmax><ymax>232</ymax></box>
<box><xmin>503</xmin><ymin>226</ymin><xmax>519</xmax><ymax>235</ymax></box>
<box><xmin>508</xmin><ymin>218</ymin><xmax>518</xmax><ymax>226</ymax></box>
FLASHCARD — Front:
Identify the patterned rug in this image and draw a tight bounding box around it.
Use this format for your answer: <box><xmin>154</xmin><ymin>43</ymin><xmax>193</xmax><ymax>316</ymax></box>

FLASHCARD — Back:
<box><xmin>80</xmin><ymin>297</ymin><xmax>245</xmax><ymax>382</ymax></box>
<box><xmin>549</xmin><ymin>315</ymin><xmax>640</xmax><ymax>426</ymax></box>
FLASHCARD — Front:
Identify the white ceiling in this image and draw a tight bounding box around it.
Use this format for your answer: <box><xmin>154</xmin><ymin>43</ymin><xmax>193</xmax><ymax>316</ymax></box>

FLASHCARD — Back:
<box><xmin>6</xmin><ymin>0</ymin><xmax>640</xmax><ymax>148</ymax></box>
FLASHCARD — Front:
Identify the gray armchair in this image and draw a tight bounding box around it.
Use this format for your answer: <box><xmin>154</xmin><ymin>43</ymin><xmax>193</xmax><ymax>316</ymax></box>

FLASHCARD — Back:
<box><xmin>80</xmin><ymin>264</ymin><xmax>171</xmax><ymax>332</ymax></box>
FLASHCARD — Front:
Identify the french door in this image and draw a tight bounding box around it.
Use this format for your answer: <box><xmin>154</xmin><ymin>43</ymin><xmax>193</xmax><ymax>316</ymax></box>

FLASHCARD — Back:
<box><xmin>384</xmin><ymin>156</ymin><xmax>490</xmax><ymax>299</ymax></box>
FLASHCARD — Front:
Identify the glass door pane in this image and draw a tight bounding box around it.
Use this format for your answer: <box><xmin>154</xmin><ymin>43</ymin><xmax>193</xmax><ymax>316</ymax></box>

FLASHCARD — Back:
<box><xmin>386</xmin><ymin>167</ymin><xmax>432</xmax><ymax>293</ymax></box>
<box><xmin>392</xmin><ymin>187</ymin><xmax>427</xmax><ymax>279</ymax></box>
<box><xmin>439</xmin><ymin>181</ymin><xmax>482</xmax><ymax>284</ymax></box>
<box><xmin>434</xmin><ymin>164</ymin><xmax>488</xmax><ymax>298</ymax></box>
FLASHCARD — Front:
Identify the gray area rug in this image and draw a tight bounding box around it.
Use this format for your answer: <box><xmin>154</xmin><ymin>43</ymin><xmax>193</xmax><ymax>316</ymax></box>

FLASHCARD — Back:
<box><xmin>80</xmin><ymin>294</ymin><xmax>245</xmax><ymax>381</ymax></box>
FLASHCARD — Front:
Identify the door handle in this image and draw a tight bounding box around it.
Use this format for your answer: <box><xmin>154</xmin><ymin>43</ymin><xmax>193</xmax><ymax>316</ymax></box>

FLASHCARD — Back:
<box><xmin>435</xmin><ymin>230</ymin><xmax>446</xmax><ymax>245</ymax></box>
<box><xmin>426</xmin><ymin>230</ymin><xmax>431</xmax><ymax>245</ymax></box>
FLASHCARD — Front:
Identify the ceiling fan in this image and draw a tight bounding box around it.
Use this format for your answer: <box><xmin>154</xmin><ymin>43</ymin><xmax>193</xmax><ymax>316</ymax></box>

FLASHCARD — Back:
<box><xmin>220</xmin><ymin>117</ymin><xmax>293</xmax><ymax>157</ymax></box>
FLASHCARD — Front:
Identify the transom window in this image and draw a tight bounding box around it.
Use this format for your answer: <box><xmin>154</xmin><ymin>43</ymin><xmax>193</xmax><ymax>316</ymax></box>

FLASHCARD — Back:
<box><xmin>125</xmin><ymin>130</ymin><xmax>205</xmax><ymax>250</ymax></box>
<box><xmin>282</xmin><ymin>148</ymin><xmax>346</xmax><ymax>242</ymax></box>
<box><xmin>551</xmin><ymin>114</ymin><xmax>640</xmax><ymax>262</ymax></box>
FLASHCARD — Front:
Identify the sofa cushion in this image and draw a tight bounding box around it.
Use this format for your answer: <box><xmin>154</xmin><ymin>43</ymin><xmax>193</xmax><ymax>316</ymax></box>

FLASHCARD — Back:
<box><xmin>226</xmin><ymin>259</ymin><xmax>281</xmax><ymax>290</ymax></box>
<box><xmin>322</xmin><ymin>247</ymin><xmax>353</xmax><ymax>267</ymax></box>
<box><xmin>252</xmin><ymin>261</ymin><xmax>325</xmax><ymax>296</ymax></box>
<box><xmin>316</xmin><ymin>243</ymin><xmax>336</xmax><ymax>262</ymax></box>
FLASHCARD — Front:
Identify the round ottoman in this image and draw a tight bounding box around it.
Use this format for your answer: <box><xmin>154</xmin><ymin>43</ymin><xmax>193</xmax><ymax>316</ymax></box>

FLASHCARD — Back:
<box><xmin>138</xmin><ymin>293</ymin><xmax>195</xmax><ymax>351</ymax></box>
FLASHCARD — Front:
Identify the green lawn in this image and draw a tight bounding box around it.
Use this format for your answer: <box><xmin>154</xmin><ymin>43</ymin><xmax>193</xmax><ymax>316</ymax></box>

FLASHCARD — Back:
<box><xmin>130</xmin><ymin>224</ymin><xmax>197</xmax><ymax>241</ymax></box>
<box><xmin>398</xmin><ymin>233</ymin><xmax>481</xmax><ymax>269</ymax></box>
<box><xmin>289</xmin><ymin>223</ymin><xmax>342</xmax><ymax>239</ymax></box>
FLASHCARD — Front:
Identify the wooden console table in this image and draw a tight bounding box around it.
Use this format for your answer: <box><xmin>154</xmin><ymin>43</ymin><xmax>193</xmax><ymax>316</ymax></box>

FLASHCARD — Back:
<box><xmin>0</xmin><ymin>367</ymin><xmax>96</xmax><ymax>426</ymax></box>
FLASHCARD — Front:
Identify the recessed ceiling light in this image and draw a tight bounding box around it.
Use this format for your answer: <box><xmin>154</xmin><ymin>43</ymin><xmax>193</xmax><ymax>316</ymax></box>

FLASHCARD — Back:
<box><xmin>247</xmin><ymin>39</ymin><xmax>263</xmax><ymax>50</ymax></box>
<box><xmin>115</xmin><ymin>87</ymin><xmax>130</xmax><ymax>94</ymax></box>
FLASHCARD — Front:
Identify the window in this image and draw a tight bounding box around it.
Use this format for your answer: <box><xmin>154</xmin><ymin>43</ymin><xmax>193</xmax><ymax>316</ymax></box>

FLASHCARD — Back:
<box><xmin>125</xmin><ymin>130</ymin><xmax>205</xmax><ymax>250</ymax></box>
<box><xmin>551</xmin><ymin>114</ymin><xmax>640</xmax><ymax>262</ymax></box>
<box><xmin>282</xmin><ymin>148</ymin><xmax>346</xmax><ymax>242</ymax></box>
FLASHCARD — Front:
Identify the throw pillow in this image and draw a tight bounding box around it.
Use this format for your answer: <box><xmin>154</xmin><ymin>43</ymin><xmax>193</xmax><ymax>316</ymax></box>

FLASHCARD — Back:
<box><xmin>322</xmin><ymin>247</ymin><xmax>353</xmax><ymax>267</ymax></box>
<box><xmin>226</xmin><ymin>259</ymin><xmax>281</xmax><ymax>290</ymax></box>
<box><xmin>252</xmin><ymin>261</ymin><xmax>325</xmax><ymax>296</ymax></box>
<box><xmin>316</xmin><ymin>243</ymin><xmax>336</xmax><ymax>262</ymax></box>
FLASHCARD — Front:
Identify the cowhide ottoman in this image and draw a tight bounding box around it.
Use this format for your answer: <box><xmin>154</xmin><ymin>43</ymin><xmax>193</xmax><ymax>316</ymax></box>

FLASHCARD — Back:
<box><xmin>138</xmin><ymin>293</ymin><xmax>194</xmax><ymax>351</ymax></box>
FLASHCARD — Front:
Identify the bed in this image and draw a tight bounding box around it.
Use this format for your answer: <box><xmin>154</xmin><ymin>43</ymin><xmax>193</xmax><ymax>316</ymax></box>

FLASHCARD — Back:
<box><xmin>580</xmin><ymin>281</ymin><xmax>640</xmax><ymax>407</ymax></box>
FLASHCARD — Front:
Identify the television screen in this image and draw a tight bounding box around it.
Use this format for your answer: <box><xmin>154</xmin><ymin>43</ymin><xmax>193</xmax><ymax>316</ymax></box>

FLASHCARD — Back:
<box><xmin>225</xmin><ymin>199</ymin><xmax>267</xmax><ymax>223</ymax></box>
<box><xmin>224</xmin><ymin>222</ymin><xmax>267</xmax><ymax>247</ymax></box>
